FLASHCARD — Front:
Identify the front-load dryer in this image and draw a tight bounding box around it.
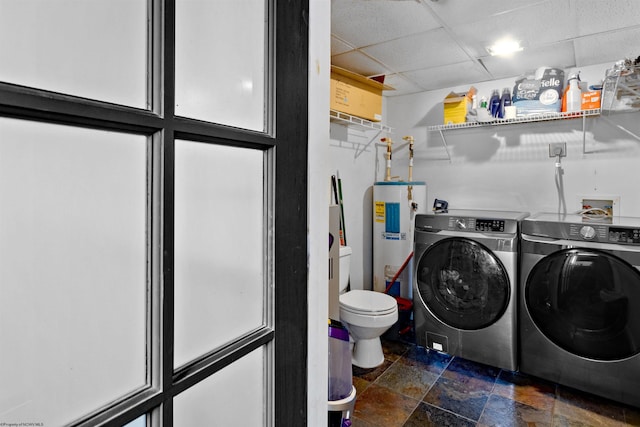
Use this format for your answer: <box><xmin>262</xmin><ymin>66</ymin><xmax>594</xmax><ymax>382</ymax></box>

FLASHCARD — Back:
<box><xmin>520</xmin><ymin>213</ymin><xmax>640</xmax><ymax>408</ymax></box>
<box><xmin>413</xmin><ymin>209</ymin><xmax>528</xmax><ymax>371</ymax></box>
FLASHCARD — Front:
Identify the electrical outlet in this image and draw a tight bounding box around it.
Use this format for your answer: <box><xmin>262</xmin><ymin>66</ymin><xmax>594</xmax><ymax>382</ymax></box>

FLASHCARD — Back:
<box><xmin>549</xmin><ymin>142</ymin><xmax>567</xmax><ymax>157</ymax></box>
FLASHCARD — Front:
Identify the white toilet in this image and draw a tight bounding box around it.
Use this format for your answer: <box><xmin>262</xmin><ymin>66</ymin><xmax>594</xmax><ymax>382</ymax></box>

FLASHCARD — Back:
<box><xmin>339</xmin><ymin>245</ymin><xmax>398</xmax><ymax>369</ymax></box>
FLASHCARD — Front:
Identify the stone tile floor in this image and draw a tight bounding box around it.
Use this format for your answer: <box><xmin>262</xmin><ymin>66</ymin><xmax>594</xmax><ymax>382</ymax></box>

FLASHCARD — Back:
<box><xmin>349</xmin><ymin>337</ymin><xmax>640</xmax><ymax>427</ymax></box>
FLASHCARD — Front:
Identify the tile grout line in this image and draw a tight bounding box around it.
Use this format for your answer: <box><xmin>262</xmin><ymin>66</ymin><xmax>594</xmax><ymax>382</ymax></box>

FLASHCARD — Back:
<box><xmin>419</xmin><ymin>402</ymin><xmax>479</xmax><ymax>426</ymax></box>
<box><xmin>474</xmin><ymin>368</ymin><xmax>498</xmax><ymax>426</ymax></box>
<box><xmin>400</xmin><ymin>349</ymin><xmax>464</xmax><ymax>426</ymax></box>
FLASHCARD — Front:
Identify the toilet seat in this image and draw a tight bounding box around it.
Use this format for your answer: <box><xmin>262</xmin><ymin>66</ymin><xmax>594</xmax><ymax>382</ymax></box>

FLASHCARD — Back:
<box><xmin>339</xmin><ymin>290</ymin><xmax>397</xmax><ymax>315</ymax></box>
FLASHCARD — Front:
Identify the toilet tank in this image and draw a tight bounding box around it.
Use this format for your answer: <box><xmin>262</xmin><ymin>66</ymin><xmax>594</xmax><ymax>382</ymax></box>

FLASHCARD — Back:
<box><xmin>339</xmin><ymin>245</ymin><xmax>352</xmax><ymax>293</ymax></box>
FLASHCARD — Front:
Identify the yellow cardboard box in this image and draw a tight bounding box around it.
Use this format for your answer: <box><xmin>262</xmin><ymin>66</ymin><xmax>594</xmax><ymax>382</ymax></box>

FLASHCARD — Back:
<box><xmin>443</xmin><ymin>87</ymin><xmax>477</xmax><ymax>124</ymax></box>
<box><xmin>330</xmin><ymin>66</ymin><xmax>394</xmax><ymax>122</ymax></box>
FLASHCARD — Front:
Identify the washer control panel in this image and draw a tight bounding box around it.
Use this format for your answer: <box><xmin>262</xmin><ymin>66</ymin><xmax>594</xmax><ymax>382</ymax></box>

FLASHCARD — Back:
<box><xmin>447</xmin><ymin>217</ymin><xmax>509</xmax><ymax>233</ymax></box>
<box><xmin>476</xmin><ymin>219</ymin><xmax>505</xmax><ymax>232</ymax></box>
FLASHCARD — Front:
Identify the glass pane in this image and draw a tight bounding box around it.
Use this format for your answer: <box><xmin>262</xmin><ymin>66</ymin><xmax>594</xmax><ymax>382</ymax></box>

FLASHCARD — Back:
<box><xmin>526</xmin><ymin>249</ymin><xmax>640</xmax><ymax>360</ymax></box>
<box><xmin>174</xmin><ymin>140</ymin><xmax>265</xmax><ymax>368</ymax></box>
<box><xmin>123</xmin><ymin>414</ymin><xmax>147</xmax><ymax>427</ymax></box>
<box><xmin>0</xmin><ymin>0</ymin><xmax>147</xmax><ymax>108</ymax></box>
<box><xmin>175</xmin><ymin>0</ymin><xmax>266</xmax><ymax>131</ymax></box>
<box><xmin>174</xmin><ymin>346</ymin><xmax>268</xmax><ymax>426</ymax></box>
<box><xmin>0</xmin><ymin>118</ymin><xmax>147</xmax><ymax>426</ymax></box>
<box><xmin>416</xmin><ymin>238</ymin><xmax>509</xmax><ymax>330</ymax></box>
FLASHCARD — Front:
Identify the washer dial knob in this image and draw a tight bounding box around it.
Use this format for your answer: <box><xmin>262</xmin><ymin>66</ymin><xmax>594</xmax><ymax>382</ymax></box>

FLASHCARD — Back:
<box><xmin>455</xmin><ymin>219</ymin><xmax>466</xmax><ymax>229</ymax></box>
<box><xmin>580</xmin><ymin>226</ymin><xmax>596</xmax><ymax>240</ymax></box>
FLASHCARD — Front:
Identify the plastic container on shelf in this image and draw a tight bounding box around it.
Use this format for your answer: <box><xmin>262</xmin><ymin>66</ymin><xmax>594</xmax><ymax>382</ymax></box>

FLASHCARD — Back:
<box><xmin>601</xmin><ymin>62</ymin><xmax>640</xmax><ymax>112</ymax></box>
<box><xmin>328</xmin><ymin>321</ymin><xmax>352</xmax><ymax>401</ymax></box>
<box><xmin>566</xmin><ymin>73</ymin><xmax>582</xmax><ymax>113</ymax></box>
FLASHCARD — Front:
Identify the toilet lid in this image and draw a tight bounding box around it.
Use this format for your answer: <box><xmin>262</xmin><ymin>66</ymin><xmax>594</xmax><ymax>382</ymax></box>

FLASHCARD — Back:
<box><xmin>340</xmin><ymin>290</ymin><xmax>397</xmax><ymax>315</ymax></box>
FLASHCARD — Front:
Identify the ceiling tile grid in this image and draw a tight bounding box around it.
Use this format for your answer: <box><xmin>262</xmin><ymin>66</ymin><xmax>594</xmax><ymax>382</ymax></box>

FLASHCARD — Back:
<box><xmin>331</xmin><ymin>0</ymin><xmax>440</xmax><ymax>47</ymax></box>
<box><xmin>574</xmin><ymin>27</ymin><xmax>640</xmax><ymax>68</ymax></box>
<box><xmin>361</xmin><ymin>28</ymin><xmax>471</xmax><ymax>72</ymax></box>
<box><xmin>401</xmin><ymin>60</ymin><xmax>490</xmax><ymax>92</ymax></box>
<box><xmin>331</xmin><ymin>0</ymin><xmax>640</xmax><ymax>97</ymax></box>
<box><xmin>331</xmin><ymin>50</ymin><xmax>393</xmax><ymax>77</ymax></box>
<box><xmin>572</xmin><ymin>0</ymin><xmax>640</xmax><ymax>35</ymax></box>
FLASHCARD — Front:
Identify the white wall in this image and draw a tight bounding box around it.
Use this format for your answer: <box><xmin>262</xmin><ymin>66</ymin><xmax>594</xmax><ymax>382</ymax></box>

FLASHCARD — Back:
<box><xmin>388</xmin><ymin>62</ymin><xmax>640</xmax><ymax>216</ymax></box>
<box><xmin>328</xmin><ymin>123</ymin><xmax>382</xmax><ymax>291</ymax></box>
<box><xmin>330</xmin><ymin>62</ymin><xmax>640</xmax><ymax>286</ymax></box>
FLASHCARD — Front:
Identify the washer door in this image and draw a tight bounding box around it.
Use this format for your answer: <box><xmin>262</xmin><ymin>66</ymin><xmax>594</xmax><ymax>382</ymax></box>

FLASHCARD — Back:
<box><xmin>415</xmin><ymin>237</ymin><xmax>510</xmax><ymax>330</ymax></box>
<box><xmin>526</xmin><ymin>248</ymin><xmax>640</xmax><ymax>360</ymax></box>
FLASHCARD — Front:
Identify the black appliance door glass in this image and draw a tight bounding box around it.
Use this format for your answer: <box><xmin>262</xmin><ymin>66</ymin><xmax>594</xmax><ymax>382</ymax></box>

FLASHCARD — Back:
<box><xmin>416</xmin><ymin>237</ymin><xmax>510</xmax><ymax>330</ymax></box>
<box><xmin>526</xmin><ymin>248</ymin><xmax>640</xmax><ymax>360</ymax></box>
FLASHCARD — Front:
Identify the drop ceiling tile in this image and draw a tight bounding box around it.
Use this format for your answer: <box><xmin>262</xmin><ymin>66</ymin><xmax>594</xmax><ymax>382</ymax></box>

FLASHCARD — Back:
<box><xmin>572</xmin><ymin>0</ymin><xmax>640</xmax><ymax>35</ymax></box>
<box><xmin>330</xmin><ymin>0</ymin><xmax>639</xmax><ymax>96</ymax></box>
<box><xmin>331</xmin><ymin>0</ymin><xmax>441</xmax><ymax>48</ymax></box>
<box><xmin>481</xmin><ymin>42</ymin><xmax>576</xmax><ymax>80</ymax></box>
<box><xmin>448</xmin><ymin>0</ymin><xmax>574</xmax><ymax>57</ymax></box>
<box><xmin>331</xmin><ymin>50</ymin><xmax>392</xmax><ymax>77</ymax></box>
<box><xmin>331</xmin><ymin>36</ymin><xmax>354</xmax><ymax>56</ymax></box>
<box><xmin>402</xmin><ymin>60</ymin><xmax>491</xmax><ymax>91</ymax></box>
<box><xmin>574</xmin><ymin>27</ymin><xmax>640</xmax><ymax>67</ymax></box>
<box><xmin>361</xmin><ymin>28</ymin><xmax>471</xmax><ymax>73</ymax></box>
<box><xmin>424</xmin><ymin>0</ymin><xmax>556</xmax><ymax>26</ymax></box>
<box><xmin>383</xmin><ymin>73</ymin><xmax>425</xmax><ymax>97</ymax></box>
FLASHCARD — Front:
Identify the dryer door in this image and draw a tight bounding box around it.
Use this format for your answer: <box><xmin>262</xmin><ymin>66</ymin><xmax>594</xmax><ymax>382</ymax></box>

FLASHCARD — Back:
<box><xmin>526</xmin><ymin>248</ymin><xmax>640</xmax><ymax>360</ymax></box>
<box><xmin>415</xmin><ymin>237</ymin><xmax>510</xmax><ymax>330</ymax></box>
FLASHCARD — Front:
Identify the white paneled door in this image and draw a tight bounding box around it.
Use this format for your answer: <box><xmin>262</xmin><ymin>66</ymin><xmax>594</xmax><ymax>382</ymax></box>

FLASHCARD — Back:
<box><xmin>0</xmin><ymin>0</ymin><xmax>309</xmax><ymax>425</ymax></box>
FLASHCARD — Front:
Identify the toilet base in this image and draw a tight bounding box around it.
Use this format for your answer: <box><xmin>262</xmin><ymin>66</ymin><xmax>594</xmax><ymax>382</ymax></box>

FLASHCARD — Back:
<box><xmin>351</xmin><ymin>337</ymin><xmax>384</xmax><ymax>369</ymax></box>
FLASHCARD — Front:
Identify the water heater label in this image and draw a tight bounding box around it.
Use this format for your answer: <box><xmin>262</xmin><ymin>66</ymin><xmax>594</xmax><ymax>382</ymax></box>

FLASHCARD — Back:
<box><xmin>374</xmin><ymin>201</ymin><xmax>385</xmax><ymax>223</ymax></box>
<box><xmin>376</xmin><ymin>201</ymin><xmax>405</xmax><ymax>240</ymax></box>
<box><xmin>381</xmin><ymin>231</ymin><xmax>406</xmax><ymax>240</ymax></box>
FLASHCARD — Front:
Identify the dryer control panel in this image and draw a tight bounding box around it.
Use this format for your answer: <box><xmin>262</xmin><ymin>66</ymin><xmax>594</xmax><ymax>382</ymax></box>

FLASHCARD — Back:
<box><xmin>525</xmin><ymin>214</ymin><xmax>640</xmax><ymax>246</ymax></box>
<box><xmin>567</xmin><ymin>224</ymin><xmax>640</xmax><ymax>244</ymax></box>
<box><xmin>568</xmin><ymin>224</ymin><xmax>607</xmax><ymax>241</ymax></box>
<box><xmin>609</xmin><ymin>227</ymin><xmax>640</xmax><ymax>244</ymax></box>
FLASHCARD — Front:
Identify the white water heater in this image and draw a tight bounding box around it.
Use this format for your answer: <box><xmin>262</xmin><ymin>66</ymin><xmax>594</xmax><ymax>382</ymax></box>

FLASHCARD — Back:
<box><xmin>373</xmin><ymin>182</ymin><xmax>427</xmax><ymax>298</ymax></box>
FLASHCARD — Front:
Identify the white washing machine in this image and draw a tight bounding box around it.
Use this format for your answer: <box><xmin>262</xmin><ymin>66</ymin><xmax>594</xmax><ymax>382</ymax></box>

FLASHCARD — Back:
<box><xmin>520</xmin><ymin>213</ymin><xmax>640</xmax><ymax>408</ymax></box>
<box><xmin>413</xmin><ymin>209</ymin><xmax>528</xmax><ymax>371</ymax></box>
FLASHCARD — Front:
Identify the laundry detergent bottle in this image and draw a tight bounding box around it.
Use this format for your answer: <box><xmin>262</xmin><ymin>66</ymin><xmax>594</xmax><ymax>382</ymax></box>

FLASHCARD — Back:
<box><xmin>499</xmin><ymin>88</ymin><xmax>512</xmax><ymax>118</ymax></box>
<box><xmin>489</xmin><ymin>89</ymin><xmax>500</xmax><ymax>118</ymax></box>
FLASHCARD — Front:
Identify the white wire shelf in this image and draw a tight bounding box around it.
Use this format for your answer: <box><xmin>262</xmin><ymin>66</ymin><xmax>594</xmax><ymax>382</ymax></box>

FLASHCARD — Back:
<box><xmin>427</xmin><ymin>109</ymin><xmax>602</xmax><ymax>131</ymax></box>
<box><xmin>427</xmin><ymin>109</ymin><xmax>605</xmax><ymax>161</ymax></box>
<box><xmin>330</xmin><ymin>109</ymin><xmax>393</xmax><ymax>133</ymax></box>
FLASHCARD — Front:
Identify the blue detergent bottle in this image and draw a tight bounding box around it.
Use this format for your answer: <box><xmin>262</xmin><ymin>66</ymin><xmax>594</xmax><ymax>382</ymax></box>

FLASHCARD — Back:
<box><xmin>499</xmin><ymin>88</ymin><xmax>512</xmax><ymax>118</ymax></box>
<box><xmin>489</xmin><ymin>89</ymin><xmax>500</xmax><ymax>117</ymax></box>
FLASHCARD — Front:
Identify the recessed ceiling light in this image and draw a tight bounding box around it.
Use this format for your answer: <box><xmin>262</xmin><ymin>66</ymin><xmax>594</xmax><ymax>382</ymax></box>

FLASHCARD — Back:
<box><xmin>486</xmin><ymin>38</ymin><xmax>524</xmax><ymax>56</ymax></box>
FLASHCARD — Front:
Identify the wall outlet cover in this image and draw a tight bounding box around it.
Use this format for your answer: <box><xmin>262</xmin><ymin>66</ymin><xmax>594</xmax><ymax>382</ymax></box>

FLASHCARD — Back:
<box><xmin>548</xmin><ymin>142</ymin><xmax>567</xmax><ymax>157</ymax></box>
